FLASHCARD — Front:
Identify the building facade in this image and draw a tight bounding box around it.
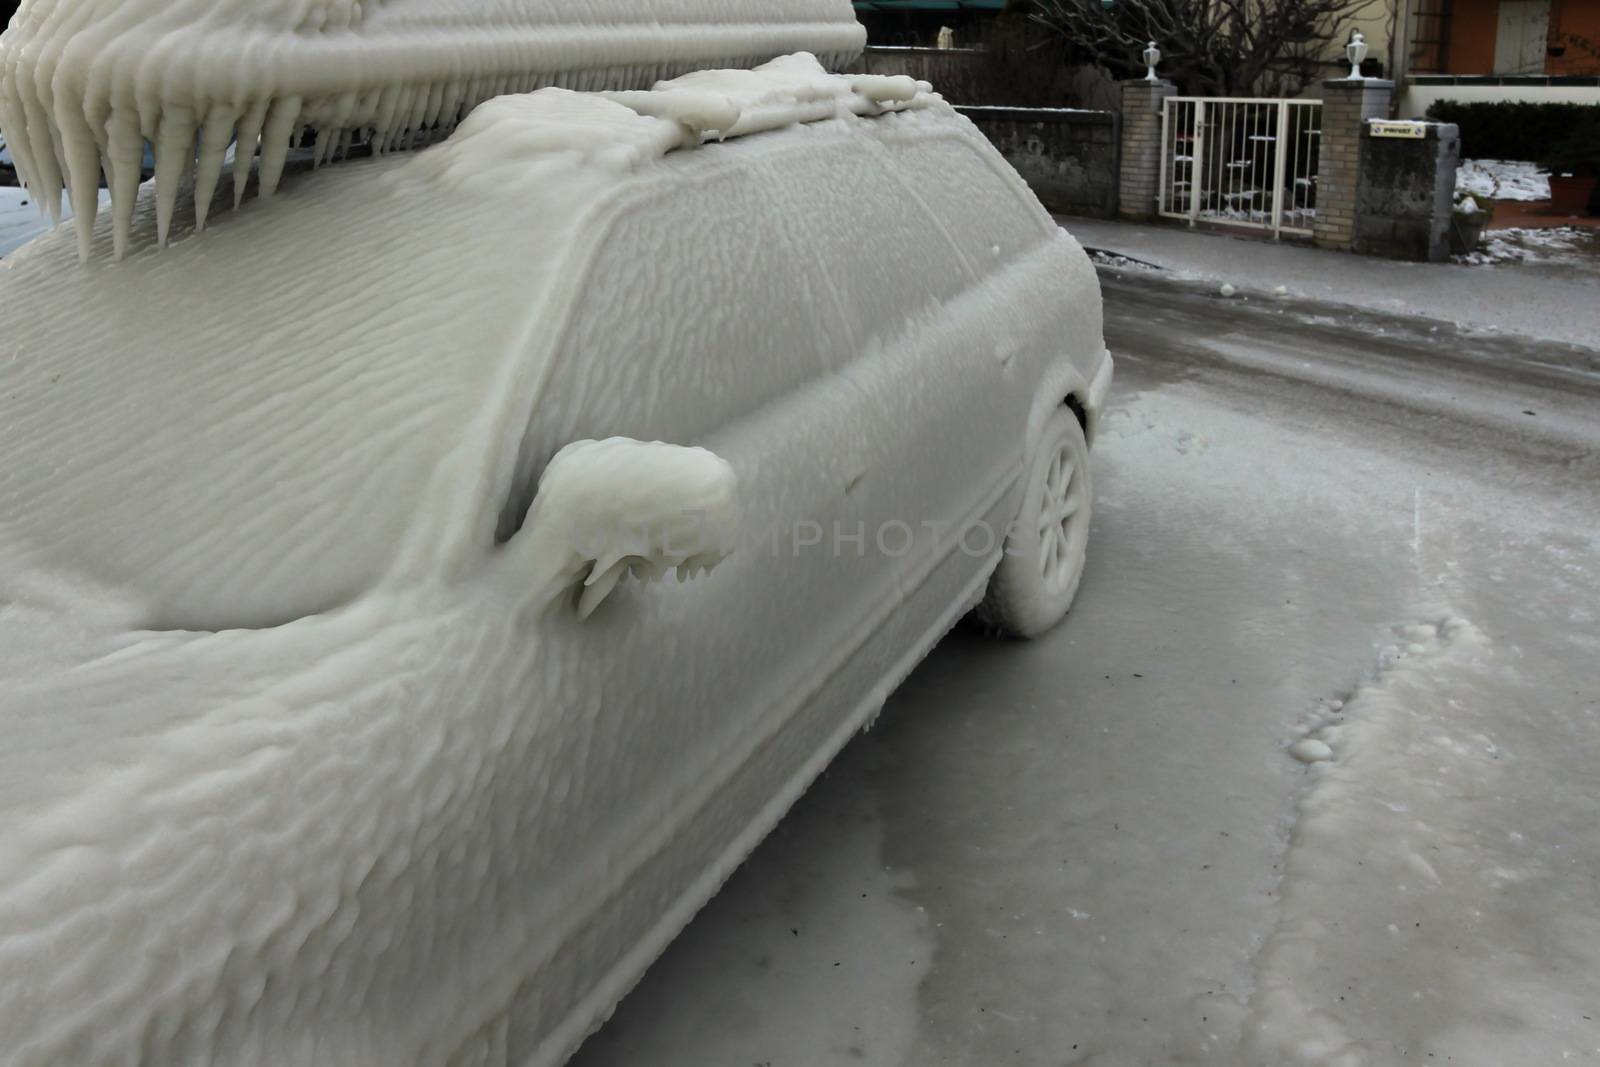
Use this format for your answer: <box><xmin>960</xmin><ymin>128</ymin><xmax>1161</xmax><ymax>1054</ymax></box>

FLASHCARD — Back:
<box><xmin>851</xmin><ymin>0</ymin><xmax>1004</xmax><ymax>48</ymax></box>
<box><xmin>1363</xmin><ymin>0</ymin><xmax>1600</xmax><ymax>114</ymax></box>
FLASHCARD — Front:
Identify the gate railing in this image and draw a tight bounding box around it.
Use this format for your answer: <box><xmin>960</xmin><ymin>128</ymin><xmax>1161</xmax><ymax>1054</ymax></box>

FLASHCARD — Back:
<box><xmin>1158</xmin><ymin>97</ymin><xmax>1323</xmax><ymax>237</ymax></box>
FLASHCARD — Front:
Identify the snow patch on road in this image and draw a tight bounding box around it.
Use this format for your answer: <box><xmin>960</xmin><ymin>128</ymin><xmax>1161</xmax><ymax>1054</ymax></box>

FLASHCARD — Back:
<box><xmin>1231</xmin><ymin>614</ymin><xmax>1600</xmax><ymax>1065</ymax></box>
<box><xmin>1244</xmin><ymin>617</ymin><xmax>1493</xmax><ymax>1065</ymax></box>
<box><xmin>1455</xmin><ymin>225</ymin><xmax>1598</xmax><ymax>267</ymax></box>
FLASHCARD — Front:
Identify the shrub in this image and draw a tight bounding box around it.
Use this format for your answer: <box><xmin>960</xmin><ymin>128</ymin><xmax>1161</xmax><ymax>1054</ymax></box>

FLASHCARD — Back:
<box><xmin>1542</xmin><ymin>110</ymin><xmax>1600</xmax><ymax>177</ymax></box>
<box><xmin>1424</xmin><ymin>100</ymin><xmax>1600</xmax><ymax>162</ymax></box>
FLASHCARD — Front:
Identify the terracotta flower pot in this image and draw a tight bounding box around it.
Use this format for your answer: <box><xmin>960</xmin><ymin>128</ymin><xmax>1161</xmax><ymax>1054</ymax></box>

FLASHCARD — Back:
<box><xmin>1549</xmin><ymin>175</ymin><xmax>1599</xmax><ymax>216</ymax></box>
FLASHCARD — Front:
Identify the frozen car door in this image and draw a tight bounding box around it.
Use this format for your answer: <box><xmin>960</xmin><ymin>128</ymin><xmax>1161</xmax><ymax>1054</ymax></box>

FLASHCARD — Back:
<box><xmin>747</xmin><ymin>113</ymin><xmax>1054</xmax><ymax>656</ymax></box>
<box><xmin>862</xmin><ymin>117</ymin><xmax>1079</xmax><ymax>626</ymax></box>
<box><xmin>490</xmin><ymin>142</ymin><xmax>923</xmax><ymax>1053</ymax></box>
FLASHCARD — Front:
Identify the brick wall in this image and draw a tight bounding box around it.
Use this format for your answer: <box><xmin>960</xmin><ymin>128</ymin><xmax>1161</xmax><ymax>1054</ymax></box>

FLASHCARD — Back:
<box><xmin>1314</xmin><ymin>78</ymin><xmax>1395</xmax><ymax>249</ymax></box>
<box><xmin>958</xmin><ymin>106</ymin><xmax>1119</xmax><ymax>217</ymax></box>
<box><xmin>1117</xmin><ymin>79</ymin><xmax>1176</xmax><ymax>219</ymax></box>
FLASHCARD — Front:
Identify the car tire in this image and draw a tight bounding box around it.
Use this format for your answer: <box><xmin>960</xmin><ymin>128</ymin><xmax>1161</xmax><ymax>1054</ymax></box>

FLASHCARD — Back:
<box><xmin>976</xmin><ymin>406</ymin><xmax>1093</xmax><ymax>638</ymax></box>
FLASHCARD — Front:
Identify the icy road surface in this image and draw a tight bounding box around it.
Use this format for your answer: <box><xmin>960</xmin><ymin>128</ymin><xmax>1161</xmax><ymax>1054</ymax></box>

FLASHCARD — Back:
<box><xmin>572</xmin><ymin>272</ymin><xmax>1600</xmax><ymax>1066</ymax></box>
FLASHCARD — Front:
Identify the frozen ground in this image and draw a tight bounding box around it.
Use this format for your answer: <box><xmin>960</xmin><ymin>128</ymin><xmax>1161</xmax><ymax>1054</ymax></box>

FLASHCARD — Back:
<box><xmin>1457</xmin><ymin>225</ymin><xmax>1600</xmax><ymax>267</ymax></box>
<box><xmin>572</xmin><ymin>271</ymin><xmax>1600</xmax><ymax>1066</ymax></box>
<box><xmin>1058</xmin><ymin>215</ymin><xmax>1600</xmax><ymax>352</ymax></box>
<box><xmin>1456</xmin><ymin>159</ymin><xmax>1550</xmax><ymax>203</ymax></box>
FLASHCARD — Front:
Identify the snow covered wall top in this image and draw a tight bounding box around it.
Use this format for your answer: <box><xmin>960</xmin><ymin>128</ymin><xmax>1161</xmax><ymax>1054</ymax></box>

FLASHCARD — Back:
<box><xmin>0</xmin><ymin>0</ymin><xmax>866</xmax><ymax>258</ymax></box>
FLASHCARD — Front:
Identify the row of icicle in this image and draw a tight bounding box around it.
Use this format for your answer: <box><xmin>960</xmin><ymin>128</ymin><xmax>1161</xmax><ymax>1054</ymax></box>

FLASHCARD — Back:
<box><xmin>0</xmin><ymin>64</ymin><xmax>720</xmax><ymax>263</ymax></box>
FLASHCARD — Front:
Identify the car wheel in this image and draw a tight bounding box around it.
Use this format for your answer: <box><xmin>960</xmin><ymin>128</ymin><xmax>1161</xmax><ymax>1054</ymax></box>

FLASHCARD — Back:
<box><xmin>976</xmin><ymin>406</ymin><xmax>1093</xmax><ymax>638</ymax></box>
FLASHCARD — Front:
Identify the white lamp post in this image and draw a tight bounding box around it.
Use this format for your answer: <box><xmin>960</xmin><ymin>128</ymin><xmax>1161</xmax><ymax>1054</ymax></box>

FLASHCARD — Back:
<box><xmin>1346</xmin><ymin>30</ymin><xmax>1368</xmax><ymax>79</ymax></box>
<box><xmin>1143</xmin><ymin>41</ymin><xmax>1162</xmax><ymax>82</ymax></box>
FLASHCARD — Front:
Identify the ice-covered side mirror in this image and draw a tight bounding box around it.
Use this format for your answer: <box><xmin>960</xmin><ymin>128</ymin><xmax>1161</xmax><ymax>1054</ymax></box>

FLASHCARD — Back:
<box><xmin>520</xmin><ymin>438</ymin><xmax>739</xmax><ymax>619</ymax></box>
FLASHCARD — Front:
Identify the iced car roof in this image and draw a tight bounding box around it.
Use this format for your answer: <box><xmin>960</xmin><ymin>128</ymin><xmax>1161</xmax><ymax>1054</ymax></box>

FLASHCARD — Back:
<box><xmin>0</xmin><ymin>0</ymin><xmax>866</xmax><ymax>260</ymax></box>
<box><xmin>0</xmin><ymin>57</ymin><xmax>932</xmax><ymax>633</ymax></box>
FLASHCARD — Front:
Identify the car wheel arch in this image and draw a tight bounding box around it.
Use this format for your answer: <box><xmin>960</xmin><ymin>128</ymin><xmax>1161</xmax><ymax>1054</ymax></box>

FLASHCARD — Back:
<box><xmin>1026</xmin><ymin>357</ymin><xmax>1093</xmax><ymax>459</ymax></box>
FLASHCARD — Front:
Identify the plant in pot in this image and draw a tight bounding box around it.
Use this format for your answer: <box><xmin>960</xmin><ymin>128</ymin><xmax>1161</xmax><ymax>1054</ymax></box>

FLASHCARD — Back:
<box><xmin>1543</xmin><ymin>113</ymin><xmax>1600</xmax><ymax>216</ymax></box>
<box><xmin>1449</xmin><ymin>192</ymin><xmax>1493</xmax><ymax>255</ymax></box>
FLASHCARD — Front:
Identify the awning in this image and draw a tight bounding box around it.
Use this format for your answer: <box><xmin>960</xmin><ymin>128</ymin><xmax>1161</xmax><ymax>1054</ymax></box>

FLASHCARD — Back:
<box><xmin>852</xmin><ymin>1</ymin><xmax>1006</xmax><ymax>12</ymax></box>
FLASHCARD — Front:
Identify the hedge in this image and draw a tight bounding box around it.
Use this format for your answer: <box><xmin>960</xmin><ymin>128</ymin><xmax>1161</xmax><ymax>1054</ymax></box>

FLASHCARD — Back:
<box><xmin>1424</xmin><ymin>100</ymin><xmax>1600</xmax><ymax>161</ymax></box>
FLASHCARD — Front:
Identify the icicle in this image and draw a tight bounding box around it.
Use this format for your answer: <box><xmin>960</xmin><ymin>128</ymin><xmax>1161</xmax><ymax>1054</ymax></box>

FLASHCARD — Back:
<box><xmin>355</xmin><ymin>87</ymin><xmax>384</xmax><ymax>143</ymax></box>
<box><xmin>258</xmin><ymin>96</ymin><xmax>303</xmax><ymax>200</ymax></box>
<box><xmin>451</xmin><ymin>82</ymin><xmax>474</xmax><ymax>127</ymax></box>
<box><xmin>54</xmin><ymin>101</ymin><xmax>103</xmax><ymax>261</ymax></box>
<box><xmin>372</xmin><ymin>88</ymin><xmax>397</xmax><ymax>153</ymax></box>
<box><xmin>104</xmin><ymin>110</ymin><xmax>142</xmax><ymax>260</ymax></box>
<box><xmin>422</xmin><ymin>81</ymin><xmax>447</xmax><ymax>130</ymax></box>
<box><xmin>312</xmin><ymin>125</ymin><xmax>333</xmax><ymax>168</ymax></box>
<box><xmin>232</xmin><ymin>99</ymin><xmax>269</xmax><ymax>209</ymax></box>
<box><xmin>20</xmin><ymin>87</ymin><xmax>63</xmax><ymax>223</ymax></box>
<box><xmin>385</xmin><ymin>86</ymin><xmax>416</xmax><ymax>152</ymax></box>
<box><xmin>0</xmin><ymin>82</ymin><xmax>38</xmax><ymax>194</ymax></box>
<box><xmin>320</xmin><ymin>92</ymin><xmax>357</xmax><ymax>164</ymax></box>
<box><xmin>578</xmin><ymin>559</ymin><xmax>627</xmax><ymax>621</ymax></box>
<box><xmin>193</xmin><ymin>107</ymin><xmax>236</xmax><ymax>232</ymax></box>
<box><xmin>153</xmin><ymin>106</ymin><xmax>198</xmax><ymax>248</ymax></box>
<box><xmin>402</xmin><ymin>83</ymin><xmax>430</xmax><ymax>139</ymax></box>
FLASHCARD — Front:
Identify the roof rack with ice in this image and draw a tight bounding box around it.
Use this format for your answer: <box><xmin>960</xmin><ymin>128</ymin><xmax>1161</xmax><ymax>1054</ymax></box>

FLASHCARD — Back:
<box><xmin>0</xmin><ymin>0</ymin><xmax>867</xmax><ymax>260</ymax></box>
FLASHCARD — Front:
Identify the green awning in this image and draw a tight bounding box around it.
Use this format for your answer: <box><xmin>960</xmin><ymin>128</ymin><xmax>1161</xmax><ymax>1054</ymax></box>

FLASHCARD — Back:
<box><xmin>853</xmin><ymin>1</ymin><xmax>1006</xmax><ymax>11</ymax></box>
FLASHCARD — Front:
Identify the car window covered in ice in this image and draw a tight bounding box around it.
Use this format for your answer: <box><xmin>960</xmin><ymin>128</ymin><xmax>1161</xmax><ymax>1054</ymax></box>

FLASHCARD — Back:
<box><xmin>877</xmin><ymin>130</ymin><xmax>1055</xmax><ymax>268</ymax></box>
<box><xmin>714</xmin><ymin>124</ymin><xmax>973</xmax><ymax>357</ymax></box>
<box><xmin>498</xmin><ymin>143</ymin><xmax>835</xmax><ymax>538</ymax></box>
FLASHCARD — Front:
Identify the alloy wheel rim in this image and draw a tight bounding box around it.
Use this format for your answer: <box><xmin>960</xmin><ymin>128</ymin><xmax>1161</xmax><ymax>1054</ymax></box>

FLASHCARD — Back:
<box><xmin>1038</xmin><ymin>443</ymin><xmax>1084</xmax><ymax>585</ymax></box>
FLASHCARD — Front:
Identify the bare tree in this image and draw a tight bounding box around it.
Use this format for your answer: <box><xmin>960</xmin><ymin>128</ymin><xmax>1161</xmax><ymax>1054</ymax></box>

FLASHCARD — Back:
<box><xmin>1031</xmin><ymin>0</ymin><xmax>1381</xmax><ymax>96</ymax></box>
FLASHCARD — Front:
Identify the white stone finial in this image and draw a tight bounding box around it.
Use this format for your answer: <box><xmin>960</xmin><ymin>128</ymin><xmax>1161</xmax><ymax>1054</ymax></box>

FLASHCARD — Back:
<box><xmin>1347</xmin><ymin>30</ymin><xmax>1369</xmax><ymax>80</ymax></box>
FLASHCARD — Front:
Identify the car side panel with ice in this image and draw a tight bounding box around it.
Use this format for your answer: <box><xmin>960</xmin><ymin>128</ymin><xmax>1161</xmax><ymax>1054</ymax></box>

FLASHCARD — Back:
<box><xmin>0</xmin><ymin>53</ymin><xmax>1109</xmax><ymax>1067</ymax></box>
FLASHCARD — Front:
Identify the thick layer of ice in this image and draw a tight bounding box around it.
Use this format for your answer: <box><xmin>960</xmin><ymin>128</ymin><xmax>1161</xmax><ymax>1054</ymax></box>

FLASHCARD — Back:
<box><xmin>0</xmin><ymin>89</ymin><xmax>667</xmax><ymax>631</ymax></box>
<box><xmin>0</xmin><ymin>56</ymin><xmax>938</xmax><ymax>630</ymax></box>
<box><xmin>527</xmin><ymin>437</ymin><xmax>740</xmax><ymax>619</ymax></box>
<box><xmin>616</xmin><ymin>53</ymin><xmax>922</xmax><ymax>139</ymax></box>
<box><xmin>0</xmin><ymin>78</ymin><xmax>1104</xmax><ymax>1065</ymax></box>
<box><xmin>0</xmin><ymin>0</ymin><xmax>865</xmax><ymax>258</ymax></box>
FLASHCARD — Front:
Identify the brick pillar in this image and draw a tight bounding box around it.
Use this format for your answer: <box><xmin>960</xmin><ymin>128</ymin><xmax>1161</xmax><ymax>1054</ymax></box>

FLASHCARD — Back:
<box><xmin>1313</xmin><ymin>78</ymin><xmax>1394</xmax><ymax>249</ymax></box>
<box><xmin>1118</xmin><ymin>78</ymin><xmax>1176</xmax><ymax>220</ymax></box>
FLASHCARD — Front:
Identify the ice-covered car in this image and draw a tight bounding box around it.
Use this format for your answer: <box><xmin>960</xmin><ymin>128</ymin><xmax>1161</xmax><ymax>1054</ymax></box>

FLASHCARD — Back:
<box><xmin>0</xmin><ymin>56</ymin><xmax>1110</xmax><ymax>1067</ymax></box>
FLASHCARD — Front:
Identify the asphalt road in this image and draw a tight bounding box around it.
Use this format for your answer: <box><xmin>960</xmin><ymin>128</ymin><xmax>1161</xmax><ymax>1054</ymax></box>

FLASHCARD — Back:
<box><xmin>571</xmin><ymin>271</ymin><xmax>1600</xmax><ymax>1067</ymax></box>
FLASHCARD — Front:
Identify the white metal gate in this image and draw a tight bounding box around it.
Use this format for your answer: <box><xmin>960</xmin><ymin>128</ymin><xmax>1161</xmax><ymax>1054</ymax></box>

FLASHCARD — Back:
<box><xmin>1158</xmin><ymin>97</ymin><xmax>1323</xmax><ymax>237</ymax></box>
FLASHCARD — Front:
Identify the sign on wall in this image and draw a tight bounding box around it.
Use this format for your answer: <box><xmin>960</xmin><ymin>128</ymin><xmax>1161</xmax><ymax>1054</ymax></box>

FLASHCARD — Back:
<box><xmin>1369</xmin><ymin>120</ymin><xmax>1427</xmax><ymax>139</ymax></box>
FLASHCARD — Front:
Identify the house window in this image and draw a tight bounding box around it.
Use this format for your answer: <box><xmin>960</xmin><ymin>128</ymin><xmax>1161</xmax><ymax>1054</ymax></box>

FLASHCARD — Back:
<box><xmin>1409</xmin><ymin>0</ymin><xmax>1563</xmax><ymax>77</ymax></box>
<box><xmin>1409</xmin><ymin>0</ymin><xmax>1454</xmax><ymax>74</ymax></box>
<box><xmin>1493</xmin><ymin>0</ymin><xmax>1552</xmax><ymax>75</ymax></box>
